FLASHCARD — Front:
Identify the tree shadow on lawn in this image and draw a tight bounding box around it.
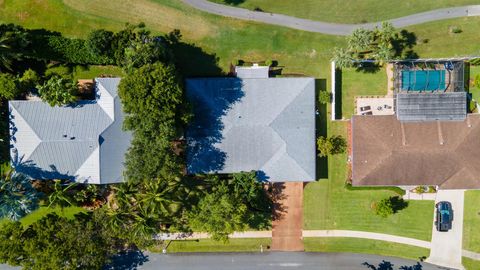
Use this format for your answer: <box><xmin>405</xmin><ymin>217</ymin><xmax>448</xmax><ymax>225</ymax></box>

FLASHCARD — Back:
<box><xmin>167</xmin><ymin>30</ymin><xmax>224</xmax><ymax>78</ymax></box>
<box><xmin>390</xmin><ymin>196</ymin><xmax>408</xmax><ymax>213</ymax></box>
<box><xmin>221</xmin><ymin>0</ymin><xmax>246</xmax><ymax>5</ymax></box>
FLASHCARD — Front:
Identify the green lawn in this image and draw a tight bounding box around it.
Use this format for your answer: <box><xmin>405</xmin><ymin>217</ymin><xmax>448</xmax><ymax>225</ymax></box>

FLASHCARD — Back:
<box><xmin>463</xmin><ymin>257</ymin><xmax>480</xmax><ymax>270</ymax></box>
<box><xmin>20</xmin><ymin>206</ymin><xmax>87</xmax><ymax>227</ymax></box>
<box><xmin>304</xmin><ymin>237</ymin><xmax>429</xmax><ymax>261</ymax></box>
<box><xmin>150</xmin><ymin>238</ymin><xmax>271</xmax><ymax>253</ymax></box>
<box><xmin>1</xmin><ymin>0</ymin><xmax>480</xmax><ymax>244</ymax></box>
<box><xmin>304</xmin><ymin>121</ymin><xmax>434</xmax><ymax>241</ymax></box>
<box><xmin>463</xmin><ymin>190</ymin><xmax>480</xmax><ymax>253</ymax></box>
<box><xmin>341</xmin><ymin>67</ymin><xmax>387</xmax><ymax>118</ymax></box>
<box><xmin>208</xmin><ymin>0</ymin><xmax>479</xmax><ymax>24</ymax></box>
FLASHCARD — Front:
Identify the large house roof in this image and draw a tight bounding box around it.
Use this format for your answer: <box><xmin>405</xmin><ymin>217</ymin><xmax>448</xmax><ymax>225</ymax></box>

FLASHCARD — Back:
<box><xmin>351</xmin><ymin>114</ymin><xmax>480</xmax><ymax>189</ymax></box>
<box><xmin>186</xmin><ymin>77</ymin><xmax>316</xmax><ymax>182</ymax></box>
<box><xmin>9</xmin><ymin>78</ymin><xmax>131</xmax><ymax>184</ymax></box>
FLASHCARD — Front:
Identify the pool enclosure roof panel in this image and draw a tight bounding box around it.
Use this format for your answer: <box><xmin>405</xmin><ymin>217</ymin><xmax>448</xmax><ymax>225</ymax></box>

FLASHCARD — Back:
<box><xmin>396</xmin><ymin>92</ymin><xmax>467</xmax><ymax>121</ymax></box>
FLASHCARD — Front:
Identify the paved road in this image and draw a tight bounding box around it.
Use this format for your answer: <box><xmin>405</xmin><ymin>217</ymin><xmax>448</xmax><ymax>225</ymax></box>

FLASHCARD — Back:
<box><xmin>182</xmin><ymin>1</ymin><xmax>480</xmax><ymax>36</ymax></box>
<box><xmin>427</xmin><ymin>190</ymin><xmax>466</xmax><ymax>270</ymax></box>
<box><xmin>137</xmin><ymin>252</ymin><xmax>449</xmax><ymax>270</ymax></box>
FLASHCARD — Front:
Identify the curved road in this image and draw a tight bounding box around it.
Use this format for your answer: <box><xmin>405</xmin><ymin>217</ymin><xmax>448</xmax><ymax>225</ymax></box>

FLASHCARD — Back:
<box><xmin>137</xmin><ymin>252</ymin><xmax>449</xmax><ymax>270</ymax></box>
<box><xmin>182</xmin><ymin>1</ymin><xmax>480</xmax><ymax>36</ymax></box>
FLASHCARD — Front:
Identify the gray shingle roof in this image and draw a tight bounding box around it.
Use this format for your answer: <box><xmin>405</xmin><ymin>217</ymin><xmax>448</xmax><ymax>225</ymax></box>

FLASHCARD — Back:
<box><xmin>9</xmin><ymin>78</ymin><xmax>131</xmax><ymax>184</ymax></box>
<box><xmin>396</xmin><ymin>92</ymin><xmax>467</xmax><ymax>121</ymax></box>
<box><xmin>186</xmin><ymin>77</ymin><xmax>316</xmax><ymax>182</ymax></box>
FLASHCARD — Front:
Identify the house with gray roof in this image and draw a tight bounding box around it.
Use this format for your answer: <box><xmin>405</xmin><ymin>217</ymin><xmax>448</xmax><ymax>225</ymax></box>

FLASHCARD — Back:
<box><xmin>9</xmin><ymin>78</ymin><xmax>131</xmax><ymax>184</ymax></box>
<box><xmin>186</xmin><ymin>77</ymin><xmax>316</xmax><ymax>182</ymax></box>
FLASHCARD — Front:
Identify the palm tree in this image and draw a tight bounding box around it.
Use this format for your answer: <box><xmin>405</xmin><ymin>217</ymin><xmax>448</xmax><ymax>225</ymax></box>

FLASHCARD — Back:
<box><xmin>331</xmin><ymin>47</ymin><xmax>355</xmax><ymax>68</ymax></box>
<box><xmin>139</xmin><ymin>179</ymin><xmax>180</xmax><ymax>216</ymax></box>
<box><xmin>373</xmin><ymin>43</ymin><xmax>394</xmax><ymax>66</ymax></box>
<box><xmin>0</xmin><ymin>169</ymin><xmax>39</xmax><ymax>220</ymax></box>
<box><xmin>112</xmin><ymin>181</ymin><xmax>139</xmax><ymax>210</ymax></box>
<box><xmin>47</xmin><ymin>180</ymin><xmax>76</xmax><ymax>208</ymax></box>
<box><xmin>347</xmin><ymin>28</ymin><xmax>373</xmax><ymax>54</ymax></box>
<box><xmin>130</xmin><ymin>205</ymin><xmax>162</xmax><ymax>242</ymax></box>
<box><xmin>0</xmin><ymin>36</ymin><xmax>17</xmax><ymax>71</ymax></box>
<box><xmin>376</xmin><ymin>21</ymin><xmax>397</xmax><ymax>46</ymax></box>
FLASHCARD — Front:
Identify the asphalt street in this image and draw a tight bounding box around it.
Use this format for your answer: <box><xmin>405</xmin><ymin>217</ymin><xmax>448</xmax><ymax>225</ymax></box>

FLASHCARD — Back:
<box><xmin>182</xmin><ymin>1</ymin><xmax>480</xmax><ymax>36</ymax></box>
<box><xmin>136</xmin><ymin>252</ymin><xmax>451</xmax><ymax>270</ymax></box>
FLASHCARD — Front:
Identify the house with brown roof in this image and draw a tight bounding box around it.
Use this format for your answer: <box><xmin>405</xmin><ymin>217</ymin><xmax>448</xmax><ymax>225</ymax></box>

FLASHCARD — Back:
<box><xmin>351</xmin><ymin>59</ymin><xmax>478</xmax><ymax>189</ymax></box>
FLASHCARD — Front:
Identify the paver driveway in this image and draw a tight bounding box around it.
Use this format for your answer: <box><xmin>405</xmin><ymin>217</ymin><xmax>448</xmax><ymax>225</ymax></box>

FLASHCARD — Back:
<box><xmin>427</xmin><ymin>189</ymin><xmax>465</xmax><ymax>270</ymax></box>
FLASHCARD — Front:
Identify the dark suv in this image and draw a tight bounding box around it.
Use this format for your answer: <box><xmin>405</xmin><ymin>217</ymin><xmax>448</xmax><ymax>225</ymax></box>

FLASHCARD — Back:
<box><xmin>435</xmin><ymin>201</ymin><xmax>453</xmax><ymax>232</ymax></box>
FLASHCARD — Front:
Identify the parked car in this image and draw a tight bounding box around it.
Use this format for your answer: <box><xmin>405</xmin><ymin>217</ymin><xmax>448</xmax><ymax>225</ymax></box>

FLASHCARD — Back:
<box><xmin>435</xmin><ymin>201</ymin><xmax>453</xmax><ymax>232</ymax></box>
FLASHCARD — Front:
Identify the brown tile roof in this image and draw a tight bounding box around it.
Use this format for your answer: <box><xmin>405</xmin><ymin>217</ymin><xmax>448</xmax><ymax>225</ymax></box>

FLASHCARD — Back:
<box><xmin>351</xmin><ymin>114</ymin><xmax>480</xmax><ymax>189</ymax></box>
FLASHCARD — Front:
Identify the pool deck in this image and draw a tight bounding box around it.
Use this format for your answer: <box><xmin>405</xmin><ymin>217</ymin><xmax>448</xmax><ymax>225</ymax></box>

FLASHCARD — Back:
<box><xmin>355</xmin><ymin>97</ymin><xmax>394</xmax><ymax>116</ymax></box>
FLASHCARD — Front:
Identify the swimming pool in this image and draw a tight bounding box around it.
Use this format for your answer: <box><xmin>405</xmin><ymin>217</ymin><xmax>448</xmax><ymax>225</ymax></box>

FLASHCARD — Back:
<box><xmin>401</xmin><ymin>70</ymin><xmax>446</xmax><ymax>91</ymax></box>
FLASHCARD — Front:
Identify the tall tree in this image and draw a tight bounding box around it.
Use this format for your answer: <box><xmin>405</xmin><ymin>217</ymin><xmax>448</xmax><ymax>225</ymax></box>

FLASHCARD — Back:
<box><xmin>347</xmin><ymin>28</ymin><xmax>373</xmax><ymax>54</ymax></box>
<box><xmin>189</xmin><ymin>183</ymin><xmax>248</xmax><ymax>242</ymax></box>
<box><xmin>118</xmin><ymin>62</ymin><xmax>190</xmax><ymax>182</ymax></box>
<box><xmin>331</xmin><ymin>47</ymin><xmax>354</xmax><ymax>68</ymax></box>
<box><xmin>37</xmin><ymin>75</ymin><xmax>78</xmax><ymax>106</ymax></box>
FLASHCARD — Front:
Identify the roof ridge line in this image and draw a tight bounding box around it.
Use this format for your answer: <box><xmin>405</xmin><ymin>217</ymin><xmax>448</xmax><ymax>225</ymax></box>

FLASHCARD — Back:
<box><xmin>10</xmin><ymin>104</ymin><xmax>43</xmax><ymax>142</ymax></box>
<box><xmin>267</xmin><ymin>78</ymin><xmax>312</xmax><ymax>127</ymax></box>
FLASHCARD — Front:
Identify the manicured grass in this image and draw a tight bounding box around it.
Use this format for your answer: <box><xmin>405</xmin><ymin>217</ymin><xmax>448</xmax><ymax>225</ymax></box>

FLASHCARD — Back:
<box><xmin>208</xmin><ymin>0</ymin><xmax>479</xmax><ymax>24</ymax></box>
<box><xmin>341</xmin><ymin>67</ymin><xmax>387</xmax><ymax>118</ymax></box>
<box><xmin>463</xmin><ymin>190</ymin><xmax>480</xmax><ymax>253</ymax></box>
<box><xmin>463</xmin><ymin>257</ymin><xmax>480</xmax><ymax>270</ymax></box>
<box><xmin>20</xmin><ymin>206</ymin><xmax>87</xmax><ymax>227</ymax></box>
<box><xmin>469</xmin><ymin>65</ymin><xmax>480</xmax><ymax>105</ymax></box>
<box><xmin>304</xmin><ymin>121</ymin><xmax>434</xmax><ymax>241</ymax></box>
<box><xmin>304</xmin><ymin>237</ymin><xmax>429</xmax><ymax>261</ymax></box>
<box><xmin>149</xmin><ymin>238</ymin><xmax>271</xmax><ymax>253</ymax></box>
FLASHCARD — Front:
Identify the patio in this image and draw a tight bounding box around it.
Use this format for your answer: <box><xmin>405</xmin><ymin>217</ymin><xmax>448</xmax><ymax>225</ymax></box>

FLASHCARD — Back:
<box><xmin>355</xmin><ymin>97</ymin><xmax>394</xmax><ymax>116</ymax></box>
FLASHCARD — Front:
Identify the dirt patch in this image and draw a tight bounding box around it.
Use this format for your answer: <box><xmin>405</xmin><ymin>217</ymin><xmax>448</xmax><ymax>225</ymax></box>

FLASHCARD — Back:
<box><xmin>271</xmin><ymin>182</ymin><xmax>304</xmax><ymax>251</ymax></box>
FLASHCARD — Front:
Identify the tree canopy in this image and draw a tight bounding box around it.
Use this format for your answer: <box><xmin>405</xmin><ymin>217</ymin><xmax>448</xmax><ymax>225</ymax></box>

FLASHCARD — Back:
<box><xmin>37</xmin><ymin>75</ymin><xmax>78</xmax><ymax>106</ymax></box>
<box><xmin>118</xmin><ymin>62</ymin><xmax>190</xmax><ymax>182</ymax></box>
<box><xmin>189</xmin><ymin>183</ymin><xmax>248</xmax><ymax>242</ymax></box>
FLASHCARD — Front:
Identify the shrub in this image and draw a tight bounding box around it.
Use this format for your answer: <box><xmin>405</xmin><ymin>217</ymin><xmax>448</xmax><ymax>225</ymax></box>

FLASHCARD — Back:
<box><xmin>374</xmin><ymin>197</ymin><xmax>394</xmax><ymax>217</ymax></box>
<box><xmin>317</xmin><ymin>135</ymin><xmax>347</xmax><ymax>157</ymax></box>
<box><xmin>86</xmin><ymin>29</ymin><xmax>114</xmax><ymax>56</ymax></box>
<box><xmin>344</xmin><ymin>183</ymin><xmax>406</xmax><ymax>196</ymax></box>
<box><xmin>318</xmin><ymin>91</ymin><xmax>331</xmax><ymax>104</ymax></box>
<box><xmin>0</xmin><ymin>73</ymin><xmax>19</xmax><ymax>100</ymax></box>
<box><xmin>473</xmin><ymin>74</ymin><xmax>480</xmax><ymax>88</ymax></box>
<box><xmin>47</xmin><ymin>36</ymin><xmax>113</xmax><ymax>65</ymax></box>
<box><xmin>374</xmin><ymin>196</ymin><xmax>408</xmax><ymax>217</ymax></box>
<box><xmin>450</xmin><ymin>26</ymin><xmax>462</xmax><ymax>34</ymax></box>
<box><xmin>19</xmin><ymin>69</ymin><xmax>39</xmax><ymax>91</ymax></box>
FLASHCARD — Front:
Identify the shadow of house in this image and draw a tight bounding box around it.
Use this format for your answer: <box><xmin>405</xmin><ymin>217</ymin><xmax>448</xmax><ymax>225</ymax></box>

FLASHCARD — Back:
<box><xmin>186</xmin><ymin>78</ymin><xmax>245</xmax><ymax>173</ymax></box>
<box><xmin>315</xmin><ymin>79</ymin><xmax>328</xmax><ymax>179</ymax></box>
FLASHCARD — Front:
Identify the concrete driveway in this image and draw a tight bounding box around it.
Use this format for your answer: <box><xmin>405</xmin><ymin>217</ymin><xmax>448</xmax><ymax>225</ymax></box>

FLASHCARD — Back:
<box><xmin>427</xmin><ymin>189</ymin><xmax>465</xmax><ymax>270</ymax></box>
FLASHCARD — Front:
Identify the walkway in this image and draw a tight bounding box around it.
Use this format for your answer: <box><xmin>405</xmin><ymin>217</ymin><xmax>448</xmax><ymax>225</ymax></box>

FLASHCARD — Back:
<box><xmin>303</xmin><ymin>230</ymin><xmax>431</xmax><ymax>249</ymax></box>
<box><xmin>427</xmin><ymin>190</ymin><xmax>466</xmax><ymax>270</ymax></box>
<box><xmin>271</xmin><ymin>182</ymin><xmax>304</xmax><ymax>251</ymax></box>
<box><xmin>182</xmin><ymin>1</ymin><xmax>480</xmax><ymax>36</ymax></box>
